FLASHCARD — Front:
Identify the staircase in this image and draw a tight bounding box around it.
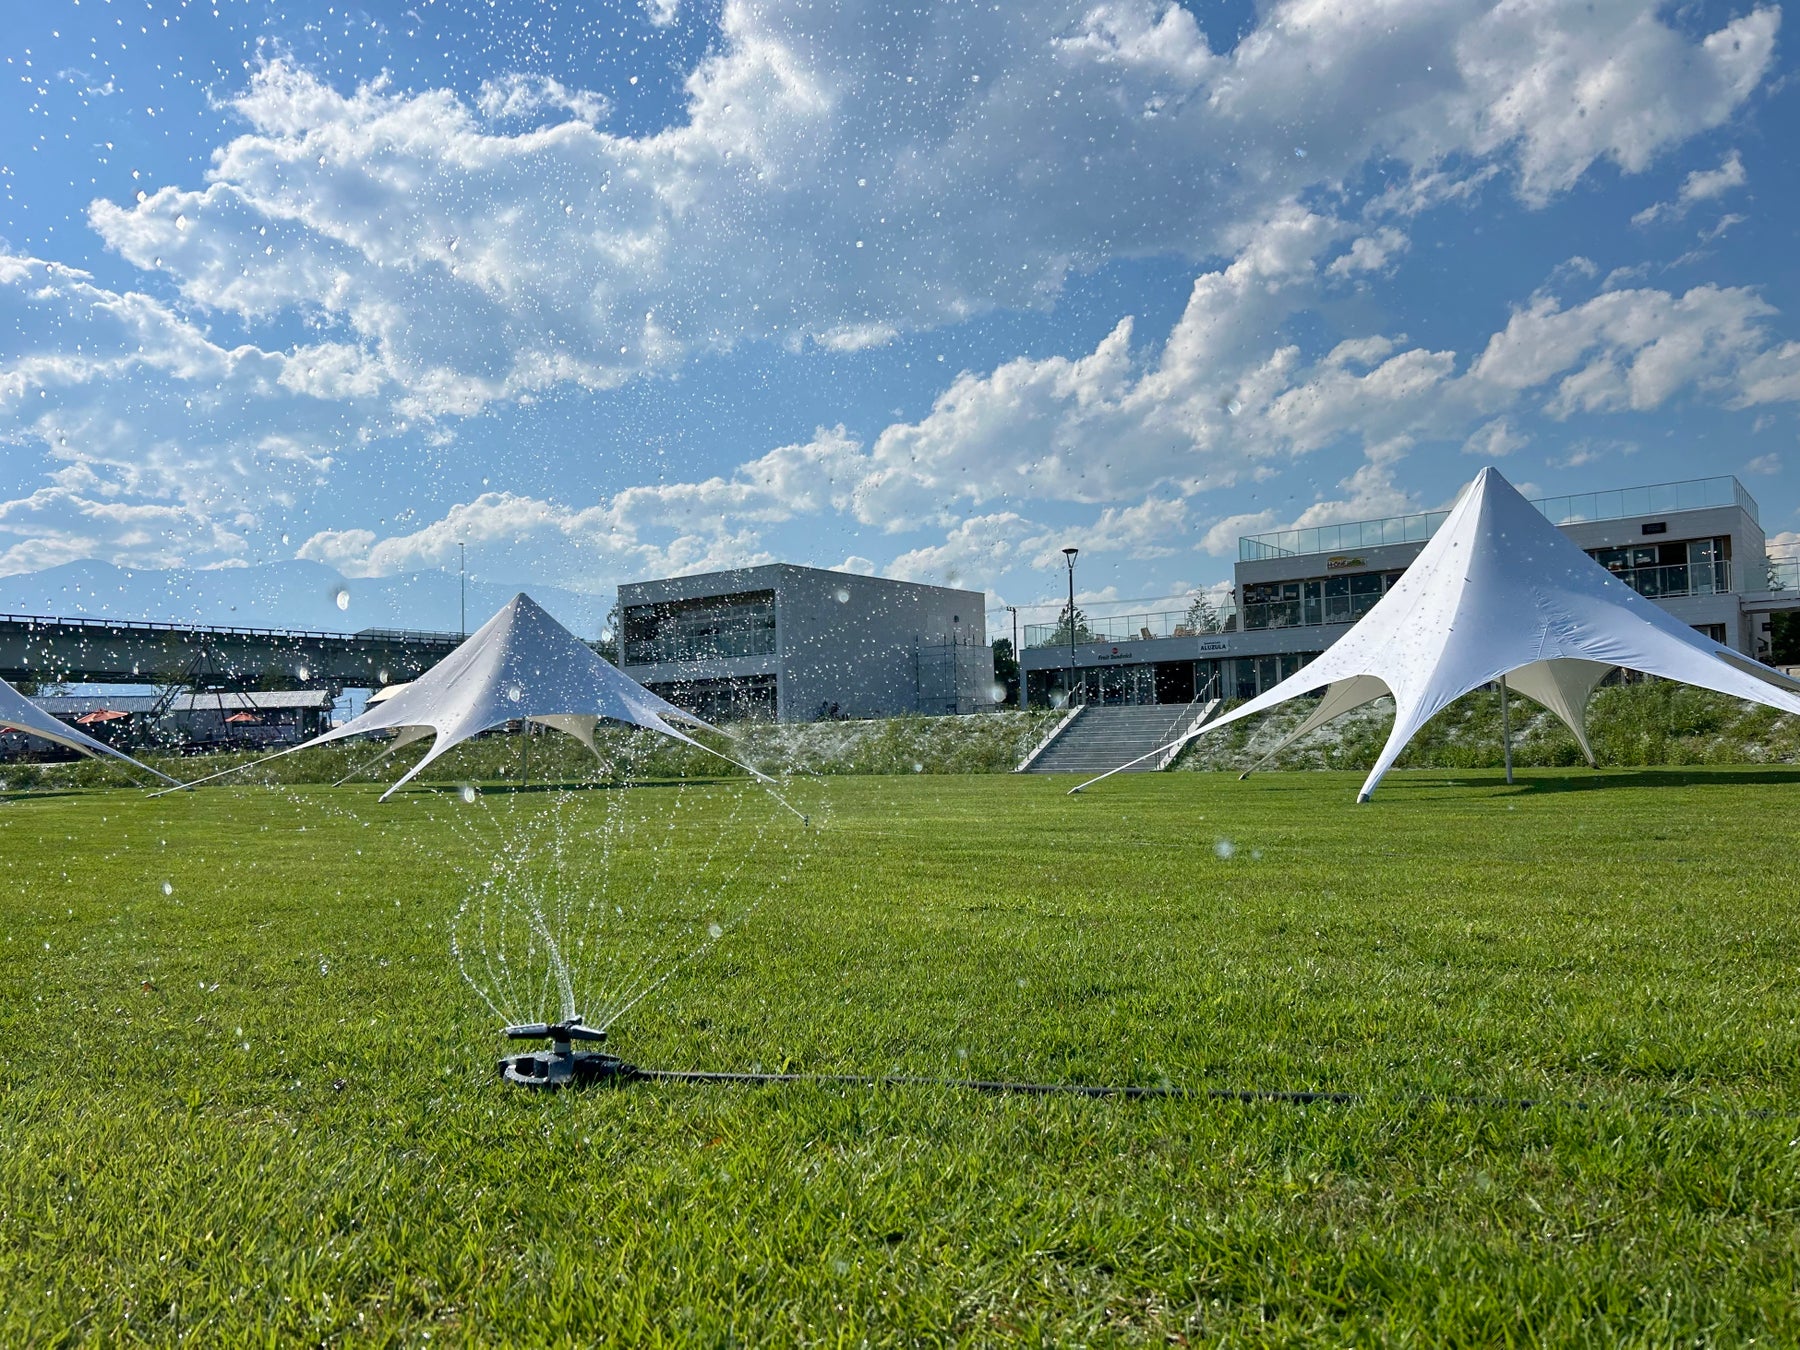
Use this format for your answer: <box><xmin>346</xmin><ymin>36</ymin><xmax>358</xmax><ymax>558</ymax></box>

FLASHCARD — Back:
<box><xmin>1019</xmin><ymin>699</ymin><xmax>1215</xmax><ymax>775</ymax></box>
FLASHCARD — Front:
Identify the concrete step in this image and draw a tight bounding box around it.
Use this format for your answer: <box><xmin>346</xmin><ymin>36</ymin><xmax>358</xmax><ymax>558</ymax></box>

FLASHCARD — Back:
<box><xmin>1020</xmin><ymin>701</ymin><xmax>1208</xmax><ymax>774</ymax></box>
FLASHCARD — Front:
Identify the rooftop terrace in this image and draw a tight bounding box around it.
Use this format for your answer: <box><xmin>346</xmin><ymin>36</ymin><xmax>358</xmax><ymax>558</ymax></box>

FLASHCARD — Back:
<box><xmin>1238</xmin><ymin>476</ymin><xmax>1759</xmax><ymax>561</ymax></box>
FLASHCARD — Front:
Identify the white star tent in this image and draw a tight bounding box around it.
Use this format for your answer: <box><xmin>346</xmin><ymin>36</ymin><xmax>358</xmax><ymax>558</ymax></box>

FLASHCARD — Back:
<box><xmin>164</xmin><ymin>593</ymin><xmax>771</xmax><ymax>801</ymax></box>
<box><xmin>0</xmin><ymin>677</ymin><xmax>178</xmax><ymax>786</ymax></box>
<box><xmin>1079</xmin><ymin>466</ymin><xmax>1800</xmax><ymax>803</ymax></box>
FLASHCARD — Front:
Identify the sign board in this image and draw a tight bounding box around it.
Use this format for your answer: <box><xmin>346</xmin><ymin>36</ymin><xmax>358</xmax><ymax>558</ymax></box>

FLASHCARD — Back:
<box><xmin>1326</xmin><ymin>555</ymin><xmax>1366</xmax><ymax>570</ymax></box>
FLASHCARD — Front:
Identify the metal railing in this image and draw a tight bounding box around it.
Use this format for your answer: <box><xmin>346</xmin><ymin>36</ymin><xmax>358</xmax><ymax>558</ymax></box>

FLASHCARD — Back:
<box><xmin>1023</xmin><ymin>557</ymin><xmax>1737</xmax><ymax>652</ymax></box>
<box><xmin>0</xmin><ymin>611</ymin><xmax>462</xmax><ymax>644</ymax></box>
<box><xmin>1239</xmin><ymin>475</ymin><xmax>1757</xmax><ymax>560</ymax></box>
<box><xmin>1768</xmin><ymin>553</ymin><xmax>1799</xmax><ymax>592</ymax></box>
<box><xmin>1023</xmin><ymin>607</ymin><xmax>1240</xmax><ymax>649</ymax></box>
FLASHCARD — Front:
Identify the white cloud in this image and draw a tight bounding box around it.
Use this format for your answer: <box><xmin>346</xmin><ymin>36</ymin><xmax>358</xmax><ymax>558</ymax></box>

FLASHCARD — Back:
<box><xmin>1743</xmin><ymin>453</ymin><xmax>1782</xmax><ymax>476</ymax></box>
<box><xmin>1</xmin><ymin>1</ymin><xmax>1790</xmax><ymax>587</ymax></box>
<box><xmin>1462</xmin><ymin>416</ymin><xmax>1529</xmax><ymax>458</ymax></box>
<box><xmin>475</xmin><ymin>74</ymin><xmax>610</xmax><ymax>126</ymax></box>
<box><xmin>74</xmin><ymin>2</ymin><xmax>1777</xmax><ymax>418</ymax></box>
<box><xmin>1633</xmin><ymin>150</ymin><xmax>1748</xmax><ymax>225</ymax></box>
<box><xmin>0</xmin><ymin>253</ymin><xmax>384</xmax><ymax>571</ymax></box>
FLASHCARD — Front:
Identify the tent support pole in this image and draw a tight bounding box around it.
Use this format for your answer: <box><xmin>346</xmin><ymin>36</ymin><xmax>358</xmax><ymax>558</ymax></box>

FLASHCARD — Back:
<box><xmin>1498</xmin><ymin>675</ymin><xmax>1514</xmax><ymax>785</ymax></box>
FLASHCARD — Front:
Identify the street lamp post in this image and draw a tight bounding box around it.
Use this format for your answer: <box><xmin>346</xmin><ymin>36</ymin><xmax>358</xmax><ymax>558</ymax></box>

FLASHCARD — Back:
<box><xmin>1005</xmin><ymin>604</ymin><xmax>1019</xmax><ymax>706</ymax></box>
<box><xmin>459</xmin><ymin>543</ymin><xmax>467</xmax><ymax>638</ymax></box>
<box><xmin>1062</xmin><ymin>547</ymin><xmax>1080</xmax><ymax>707</ymax></box>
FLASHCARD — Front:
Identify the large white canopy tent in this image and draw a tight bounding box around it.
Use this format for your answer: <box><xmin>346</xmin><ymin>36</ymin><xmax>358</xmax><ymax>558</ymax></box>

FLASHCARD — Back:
<box><xmin>164</xmin><ymin>593</ymin><xmax>775</xmax><ymax>801</ymax></box>
<box><xmin>1081</xmin><ymin>466</ymin><xmax>1800</xmax><ymax>802</ymax></box>
<box><xmin>0</xmin><ymin>676</ymin><xmax>178</xmax><ymax>786</ymax></box>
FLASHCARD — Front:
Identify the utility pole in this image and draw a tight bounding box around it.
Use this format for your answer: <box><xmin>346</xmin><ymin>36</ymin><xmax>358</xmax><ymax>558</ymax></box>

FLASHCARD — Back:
<box><xmin>1062</xmin><ymin>547</ymin><xmax>1080</xmax><ymax>707</ymax></box>
<box><xmin>459</xmin><ymin>543</ymin><xmax>467</xmax><ymax>638</ymax></box>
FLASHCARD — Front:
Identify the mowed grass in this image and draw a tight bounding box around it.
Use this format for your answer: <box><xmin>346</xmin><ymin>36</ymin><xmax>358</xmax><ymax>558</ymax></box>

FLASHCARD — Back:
<box><xmin>2</xmin><ymin>768</ymin><xmax>1798</xmax><ymax>1345</ymax></box>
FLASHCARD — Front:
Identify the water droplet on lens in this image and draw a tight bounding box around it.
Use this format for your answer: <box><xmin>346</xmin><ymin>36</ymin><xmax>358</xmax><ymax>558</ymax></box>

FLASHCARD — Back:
<box><xmin>707</xmin><ymin>922</ymin><xmax>723</xmax><ymax>939</ymax></box>
<box><xmin>507</xmin><ymin>685</ymin><xmax>523</xmax><ymax>703</ymax></box>
<box><xmin>834</xmin><ymin>588</ymin><xmax>850</xmax><ymax>604</ymax></box>
<box><xmin>459</xmin><ymin>785</ymin><xmax>478</xmax><ymax>804</ymax></box>
<box><xmin>174</xmin><ymin>213</ymin><xmax>187</xmax><ymax>231</ymax></box>
<box><xmin>1214</xmin><ymin>838</ymin><xmax>1236</xmax><ymax>859</ymax></box>
<box><xmin>334</xmin><ymin>588</ymin><xmax>349</xmax><ymax>611</ymax></box>
<box><xmin>161</xmin><ymin>881</ymin><xmax>173</xmax><ymax>896</ymax></box>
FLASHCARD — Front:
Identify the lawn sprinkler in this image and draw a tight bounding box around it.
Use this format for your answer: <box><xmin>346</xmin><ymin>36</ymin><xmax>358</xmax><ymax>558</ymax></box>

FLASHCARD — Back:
<box><xmin>497</xmin><ymin>1017</ymin><xmax>634</xmax><ymax>1089</ymax></box>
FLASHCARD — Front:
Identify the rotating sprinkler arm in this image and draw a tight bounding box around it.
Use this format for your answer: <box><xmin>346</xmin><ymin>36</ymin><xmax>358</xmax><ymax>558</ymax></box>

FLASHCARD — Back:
<box><xmin>498</xmin><ymin>1016</ymin><xmax>627</xmax><ymax>1088</ymax></box>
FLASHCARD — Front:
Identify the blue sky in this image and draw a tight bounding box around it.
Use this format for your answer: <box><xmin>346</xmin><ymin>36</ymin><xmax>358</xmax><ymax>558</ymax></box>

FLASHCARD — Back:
<box><xmin>2</xmin><ymin>0</ymin><xmax>1797</xmax><ymax>634</ymax></box>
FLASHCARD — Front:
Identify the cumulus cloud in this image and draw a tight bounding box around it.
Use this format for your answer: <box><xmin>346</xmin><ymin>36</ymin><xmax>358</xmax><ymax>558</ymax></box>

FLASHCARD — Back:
<box><xmin>77</xmin><ymin>1</ymin><xmax>1778</xmax><ymax>417</ymax></box>
<box><xmin>0</xmin><ymin>253</ymin><xmax>390</xmax><ymax>575</ymax></box>
<box><xmin>1</xmin><ymin>0</ymin><xmax>1790</xmax><ymax>588</ymax></box>
<box><xmin>1633</xmin><ymin>150</ymin><xmax>1749</xmax><ymax>225</ymax></box>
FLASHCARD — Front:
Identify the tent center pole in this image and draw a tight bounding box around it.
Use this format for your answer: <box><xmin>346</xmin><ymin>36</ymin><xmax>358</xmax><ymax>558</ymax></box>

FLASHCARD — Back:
<box><xmin>1498</xmin><ymin>674</ymin><xmax>1514</xmax><ymax>785</ymax></box>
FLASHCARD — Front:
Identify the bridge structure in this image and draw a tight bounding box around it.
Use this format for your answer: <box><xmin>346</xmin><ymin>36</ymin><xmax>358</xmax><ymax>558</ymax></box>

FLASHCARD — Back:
<box><xmin>0</xmin><ymin>612</ymin><xmax>464</xmax><ymax>694</ymax></box>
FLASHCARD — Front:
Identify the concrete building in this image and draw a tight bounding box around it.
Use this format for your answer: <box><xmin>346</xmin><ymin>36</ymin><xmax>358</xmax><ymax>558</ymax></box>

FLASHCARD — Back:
<box><xmin>619</xmin><ymin>564</ymin><xmax>992</xmax><ymax>721</ymax></box>
<box><xmin>1020</xmin><ymin>474</ymin><xmax>1800</xmax><ymax>708</ymax></box>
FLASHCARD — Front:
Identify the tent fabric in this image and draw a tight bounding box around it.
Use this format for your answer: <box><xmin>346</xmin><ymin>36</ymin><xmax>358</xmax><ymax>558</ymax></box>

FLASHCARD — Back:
<box><xmin>167</xmin><ymin>593</ymin><xmax>728</xmax><ymax>800</ymax></box>
<box><xmin>0</xmin><ymin>677</ymin><xmax>178</xmax><ymax>785</ymax></box>
<box><xmin>1165</xmin><ymin>466</ymin><xmax>1800</xmax><ymax>802</ymax></box>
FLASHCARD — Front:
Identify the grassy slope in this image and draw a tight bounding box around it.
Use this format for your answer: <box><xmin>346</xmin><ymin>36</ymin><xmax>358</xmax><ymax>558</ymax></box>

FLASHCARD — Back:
<box><xmin>2</xmin><ymin>770</ymin><xmax>1798</xmax><ymax>1344</ymax></box>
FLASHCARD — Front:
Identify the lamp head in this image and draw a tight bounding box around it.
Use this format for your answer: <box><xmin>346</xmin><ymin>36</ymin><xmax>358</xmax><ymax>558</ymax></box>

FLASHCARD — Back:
<box><xmin>1062</xmin><ymin>546</ymin><xmax>1079</xmax><ymax>561</ymax></box>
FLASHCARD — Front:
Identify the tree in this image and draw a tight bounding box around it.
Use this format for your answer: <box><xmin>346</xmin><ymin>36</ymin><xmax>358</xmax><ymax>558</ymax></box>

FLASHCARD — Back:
<box><xmin>1047</xmin><ymin>602</ymin><xmax>1096</xmax><ymax>647</ymax></box>
<box><xmin>991</xmin><ymin>637</ymin><xmax>1019</xmax><ymax>706</ymax></box>
<box><xmin>1183</xmin><ymin>591</ymin><xmax>1223</xmax><ymax>634</ymax></box>
<box><xmin>596</xmin><ymin>600</ymin><xmax>622</xmax><ymax>665</ymax></box>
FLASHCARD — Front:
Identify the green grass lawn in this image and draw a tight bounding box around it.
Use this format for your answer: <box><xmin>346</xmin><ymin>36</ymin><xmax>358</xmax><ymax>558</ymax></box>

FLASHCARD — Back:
<box><xmin>3</xmin><ymin>768</ymin><xmax>1798</xmax><ymax>1344</ymax></box>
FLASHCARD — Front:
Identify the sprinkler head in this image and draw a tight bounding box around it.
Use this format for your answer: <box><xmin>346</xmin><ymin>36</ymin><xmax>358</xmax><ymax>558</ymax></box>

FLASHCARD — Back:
<box><xmin>497</xmin><ymin>1016</ymin><xmax>633</xmax><ymax>1089</ymax></box>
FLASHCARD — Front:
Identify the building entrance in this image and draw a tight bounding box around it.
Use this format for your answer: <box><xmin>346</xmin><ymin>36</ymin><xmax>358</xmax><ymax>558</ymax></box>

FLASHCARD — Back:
<box><xmin>1153</xmin><ymin>661</ymin><xmax>1195</xmax><ymax>704</ymax></box>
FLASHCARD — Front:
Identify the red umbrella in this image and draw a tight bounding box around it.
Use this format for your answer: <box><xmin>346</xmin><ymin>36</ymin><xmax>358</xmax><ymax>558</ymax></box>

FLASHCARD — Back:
<box><xmin>224</xmin><ymin>711</ymin><xmax>262</xmax><ymax>724</ymax></box>
<box><xmin>74</xmin><ymin>709</ymin><xmax>130</xmax><ymax>724</ymax></box>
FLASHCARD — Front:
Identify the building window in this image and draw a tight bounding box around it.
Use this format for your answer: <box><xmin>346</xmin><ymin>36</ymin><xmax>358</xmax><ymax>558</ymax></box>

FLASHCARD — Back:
<box><xmin>623</xmin><ymin>590</ymin><xmax>777</xmax><ymax>664</ymax></box>
<box><xmin>1587</xmin><ymin>537</ymin><xmax>1730</xmax><ymax>599</ymax></box>
<box><xmin>647</xmin><ymin>673</ymin><xmax>777</xmax><ymax>722</ymax></box>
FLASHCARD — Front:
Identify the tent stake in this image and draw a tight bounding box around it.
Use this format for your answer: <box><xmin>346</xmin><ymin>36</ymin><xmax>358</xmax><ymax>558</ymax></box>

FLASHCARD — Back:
<box><xmin>1499</xmin><ymin>674</ymin><xmax>1514</xmax><ymax>785</ymax></box>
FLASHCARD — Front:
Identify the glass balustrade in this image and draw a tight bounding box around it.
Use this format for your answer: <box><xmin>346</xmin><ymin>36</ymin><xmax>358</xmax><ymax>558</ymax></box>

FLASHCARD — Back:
<box><xmin>1239</xmin><ymin>476</ymin><xmax>1757</xmax><ymax>560</ymax></box>
<box><xmin>1023</xmin><ymin>557</ymin><xmax>1736</xmax><ymax>650</ymax></box>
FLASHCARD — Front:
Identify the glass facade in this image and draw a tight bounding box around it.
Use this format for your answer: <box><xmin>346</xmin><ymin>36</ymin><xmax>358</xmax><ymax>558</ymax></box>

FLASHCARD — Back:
<box><xmin>1239</xmin><ymin>572</ymin><xmax>1403</xmax><ymax>629</ymax></box>
<box><xmin>647</xmin><ymin>673</ymin><xmax>777</xmax><ymax>721</ymax></box>
<box><xmin>1586</xmin><ymin>538</ymin><xmax>1731</xmax><ymax>599</ymax></box>
<box><xmin>1026</xmin><ymin>654</ymin><xmax>1313</xmax><ymax>708</ymax></box>
<box><xmin>623</xmin><ymin>590</ymin><xmax>777</xmax><ymax>665</ymax></box>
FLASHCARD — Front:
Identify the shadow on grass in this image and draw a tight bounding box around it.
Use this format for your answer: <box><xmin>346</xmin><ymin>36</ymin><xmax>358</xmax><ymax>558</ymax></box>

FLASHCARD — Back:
<box><xmin>0</xmin><ymin>788</ymin><xmax>90</xmax><ymax>804</ymax></box>
<box><xmin>1507</xmin><ymin>767</ymin><xmax>1800</xmax><ymax>794</ymax></box>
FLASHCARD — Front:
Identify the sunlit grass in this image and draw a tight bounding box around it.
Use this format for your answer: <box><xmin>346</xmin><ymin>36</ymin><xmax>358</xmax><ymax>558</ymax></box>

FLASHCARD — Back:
<box><xmin>2</xmin><ymin>769</ymin><xmax>1798</xmax><ymax>1343</ymax></box>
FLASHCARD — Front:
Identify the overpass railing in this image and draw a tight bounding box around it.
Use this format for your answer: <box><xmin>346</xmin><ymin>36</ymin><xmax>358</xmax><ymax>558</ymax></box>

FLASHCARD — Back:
<box><xmin>0</xmin><ymin>612</ymin><xmax>463</xmax><ymax>645</ymax></box>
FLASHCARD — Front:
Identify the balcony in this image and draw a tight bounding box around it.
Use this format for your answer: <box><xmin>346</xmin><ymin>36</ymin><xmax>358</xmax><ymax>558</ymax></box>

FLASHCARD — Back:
<box><xmin>1023</xmin><ymin>606</ymin><xmax>1240</xmax><ymax>650</ymax></box>
<box><xmin>1021</xmin><ymin>559</ymin><xmax>1736</xmax><ymax>652</ymax></box>
<box><xmin>624</xmin><ymin>626</ymin><xmax>776</xmax><ymax>665</ymax></box>
<box><xmin>1601</xmin><ymin>559</ymin><xmax>1731</xmax><ymax>600</ymax></box>
<box><xmin>1239</xmin><ymin>475</ymin><xmax>1758</xmax><ymax>561</ymax></box>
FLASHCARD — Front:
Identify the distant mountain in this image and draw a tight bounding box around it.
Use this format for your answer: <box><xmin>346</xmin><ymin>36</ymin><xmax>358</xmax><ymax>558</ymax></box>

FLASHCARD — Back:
<box><xmin>0</xmin><ymin>559</ymin><xmax>611</xmax><ymax>638</ymax></box>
